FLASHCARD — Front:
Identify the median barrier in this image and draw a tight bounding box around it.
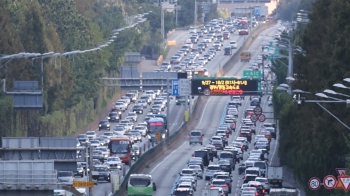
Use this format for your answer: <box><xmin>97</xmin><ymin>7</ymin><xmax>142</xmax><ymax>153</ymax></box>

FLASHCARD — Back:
<box><xmin>114</xmin><ymin>97</ymin><xmax>204</xmax><ymax>196</ymax></box>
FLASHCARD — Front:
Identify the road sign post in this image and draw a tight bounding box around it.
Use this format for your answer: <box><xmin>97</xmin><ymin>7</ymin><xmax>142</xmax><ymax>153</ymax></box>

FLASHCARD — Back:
<box><xmin>258</xmin><ymin>114</ymin><xmax>266</xmax><ymax>122</ymax></box>
<box><xmin>243</xmin><ymin>70</ymin><xmax>262</xmax><ymax>79</ymax></box>
<box><xmin>339</xmin><ymin>176</ymin><xmax>350</xmax><ymax>192</ymax></box>
<box><xmin>73</xmin><ymin>181</ymin><xmax>94</xmax><ymax>188</ymax></box>
<box><xmin>250</xmin><ymin>114</ymin><xmax>258</xmax><ymax>122</ymax></box>
<box><xmin>323</xmin><ymin>175</ymin><xmax>336</xmax><ymax>189</ymax></box>
<box><xmin>336</xmin><ymin>168</ymin><xmax>348</xmax><ymax>176</ymax></box>
<box><xmin>179</xmin><ymin>79</ymin><xmax>191</xmax><ymax>96</ymax></box>
<box><xmin>172</xmin><ymin>79</ymin><xmax>179</xmax><ymax>96</ymax></box>
<box><xmin>308</xmin><ymin>177</ymin><xmax>321</xmax><ymax>190</ymax></box>
<box><xmin>253</xmin><ymin>106</ymin><xmax>262</xmax><ymax>115</ymax></box>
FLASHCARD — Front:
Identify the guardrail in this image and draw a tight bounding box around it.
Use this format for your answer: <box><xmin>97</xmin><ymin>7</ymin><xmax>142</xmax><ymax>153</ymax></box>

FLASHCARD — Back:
<box><xmin>113</xmin><ymin>97</ymin><xmax>202</xmax><ymax>196</ymax></box>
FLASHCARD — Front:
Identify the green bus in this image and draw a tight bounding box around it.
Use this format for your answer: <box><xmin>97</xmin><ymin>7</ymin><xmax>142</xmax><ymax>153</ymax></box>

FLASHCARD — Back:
<box><xmin>127</xmin><ymin>174</ymin><xmax>156</xmax><ymax>196</ymax></box>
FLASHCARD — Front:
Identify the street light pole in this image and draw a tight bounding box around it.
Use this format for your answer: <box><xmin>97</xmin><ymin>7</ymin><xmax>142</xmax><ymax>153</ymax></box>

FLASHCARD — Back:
<box><xmin>194</xmin><ymin>0</ymin><xmax>197</xmax><ymax>27</ymax></box>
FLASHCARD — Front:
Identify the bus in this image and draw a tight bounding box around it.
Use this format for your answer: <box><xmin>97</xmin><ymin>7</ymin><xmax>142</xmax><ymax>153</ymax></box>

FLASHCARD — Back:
<box><xmin>193</xmin><ymin>67</ymin><xmax>209</xmax><ymax>78</ymax></box>
<box><xmin>127</xmin><ymin>174</ymin><xmax>156</xmax><ymax>196</ymax></box>
<box><xmin>153</xmin><ymin>114</ymin><xmax>167</xmax><ymax>129</ymax></box>
<box><xmin>147</xmin><ymin>118</ymin><xmax>168</xmax><ymax>142</ymax></box>
<box><xmin>108</xmin><ymin>137</ymin><xmax>132</xmax><ymax>165</ymax></box>
<box><xmin>238</xmin><ymin>20</ymin><xmax>249</xmax><ymax>35</ymax></box>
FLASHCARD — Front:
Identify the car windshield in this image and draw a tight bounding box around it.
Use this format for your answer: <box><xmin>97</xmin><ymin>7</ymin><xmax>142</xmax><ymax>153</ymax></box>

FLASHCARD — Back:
<box><xmin>212</xmin><ymin>181</ymin><xmax>225</xmax><ymax>185</ymax></box>
<box><xmin>220</xmin><ymin>153</ymin><xmax>232</xmax><ymax>158</ymax></box>
<box><xmin>129</xmin><ymin>177</ymin><xmax>151</xmax><ymax>187</ymax></box>
<box><xmin>208</xmin><ymin>166</ymin><xmax>220</xmax><ymax>171</ymax></box>
<box><xmin>128</xmin><ymin>113</ymin><xmax>136</xmax><ymax>117</ymax></box>
<box><xmin>86</xmin><ymin>132</ymin><xmax>95</xmax><ymax>135</ymax></box>
<box><xmin>191</xmin><ymin>132</ymin><xmax>201</xmax><ymax>136</ymax></box>
<box><xmin>90</xmin><ymin>140</ymin><xmax>99</xmax><ymax>144</ymax></box>
<box><xmin>104</xmin><ymin>132</ymin><xmax>113</xmax><ymax>136</ymax></box>
<box><xmin>182</xmin><ymin>170</ymin><xmax>194</xmax><ymax>174</ymax></box>
<box><xmin>78</xmin><ymin>134</ymin><xmax>87</xmax><ymax>138</ymax></box>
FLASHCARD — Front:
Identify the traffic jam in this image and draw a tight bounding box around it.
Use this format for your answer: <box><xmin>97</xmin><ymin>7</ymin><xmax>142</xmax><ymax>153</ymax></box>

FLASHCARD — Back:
<box><xmin>170</xmin><ymin>95</ymin><xmax>282</xmax><ymax>196</ymax></box>
<box><xmin>74</xmin><ymin>89</ymin><xmax>171</xmax><ymax>184</ymax></box>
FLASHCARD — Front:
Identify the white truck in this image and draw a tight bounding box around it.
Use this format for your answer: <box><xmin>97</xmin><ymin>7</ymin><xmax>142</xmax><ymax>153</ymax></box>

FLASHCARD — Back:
<box><xmin>267</xmin><ymin>166</ymin><xmax>283</xmax><ymax>187</ymax></box>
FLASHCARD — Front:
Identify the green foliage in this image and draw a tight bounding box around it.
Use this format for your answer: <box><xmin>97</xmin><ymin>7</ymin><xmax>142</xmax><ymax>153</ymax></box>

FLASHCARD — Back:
<box><xmin>274</xmin><ymin>0</ymin><xmax>350</xmax><ymax>195</ymax></box>
<box><xmin>177</xmin><ymin>0</ymin><xmax>203</xmax><ymax>27</ymax></box>
<box><xmin>217</xmin><ymin>8</ymin><xmax>230</xmax><ymax>19</ymax></box>
<box><xmin>0</xmin><ymin>0</ymin><xmax>166</xmax><ymax>137</ymax></box>
<box><xmin>276</xmin><ymin>0</ymin><xmax>300</xmax><ymax>21</ymax></box>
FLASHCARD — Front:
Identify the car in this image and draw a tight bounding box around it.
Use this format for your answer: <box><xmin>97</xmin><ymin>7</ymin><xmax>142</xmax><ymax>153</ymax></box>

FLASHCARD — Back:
<box><xmin>90</xmin><ymin>140</ymin><xmax>101</xmax><ymax>147</ymax></box>
<box><xmin>114</xmin><ymin>101</ymin><xmax>127</xmax><ymax>111</ymax></box>
<box><xmin>172</xmin><ymin>188</ymin><xmax>193</xmax><ymax>196</ymax></box>
<box><xmin>189</xmin><ymin>130</ymin><xmax>203</xmax><ymax>145</ymax></box>
<box><xmin>255</xmin><ymin>177</ymin><xmax>270</xmax><ymax>193</ymax></box>
<box><xmin>268</xmin><ymin>96</ymin><xmax>273</xmax><ymax>106</ymax></box>
<box><xmin>214</xmin><ymin>43</ymin><xmax>221</xmax><ymax>51</ymax></box>
<box><xmin>98</xmin><ymin>120</ymin><xmax>110</xmax><ymax>131</ymax></box>
<box><xmin>95</xmin><ymin>146</ymin><xmax>109</xmax><ymax>160</ymax></box>
<box><xmin>210</xmin><ymin>179</ymin><xmax>229</xmax><ymax>194</ymax></box>
<box><xmin>136</xmin><ymin>99</ymin><xmax>148</xmax><ymax>108</ymax></box>
<box><xmin>205</xmin><ymin>164</ymin><xmax>221</xmax><ymax>180</ymax></box>
<box><xmin>139</xmin><ymin>95</ymin><xmax>152</xmax><ymax>105</ymax></box>
<box><xmin>151</xmin><ymin>105</ymin><xmax>162</xmax><ymax>114</ymax></box>
<box><xmin>179</xmin><ymin>168</ymin><xmax>197</xmax><ymax>177</ymax></box>
<box><xmin>229</xmin><ymin>41</ymin><xmax>237</xmax><ymax>49</ymax></box>
<box><xmin>213</xmin><ymin>172</ymin><xmax>233</xmax><ymax>193</ymax></box>
<box><xmin>57</xmin><ymin>171</ymin><xmax>74</xmax><ymax>185</ymax></box>
<box><xmin>91</xmin><ymin>165</ymin><xmax>111</xmax><ymax>182</ymax></box>
<box><xmin>86</xmin><ymin>131</ymin><xmax>97</xmax><ymax>140</ymax></box>
<box><xmin>105</xmin><ymin>156</ymin><xmax>123</xmax><ymax>170</ymax></box>
<box><xmin>243</xmin><ymin>174</ymin><xmax>258</xmax><ymax>184</ymax></box>
<box><xmin>217</xmin><ymin>159</ymin><xmax>234</xmax><ymax>174</ymax></box>
<box><xmin>131</xmin><ymin>145</ymin><xmax>141</xmax><ymax>159</ymax></box>
<box><xmin>134</xmin><ymin>125</ymin><xmax>148</xmax><ymax>137</ymax></box>
<box><xmin>77</xmin><ymin>134</ymin><xmax>89</xmax><ymax>145</ymax></box>
<box><xmin>132</xmin><ymin>104</ymin><xmax>144</xmax><ymax>114</ymax></box>
<box><xmin>160</xmin><ymin>62</ymin><xmax>171</xmax><ymax>71</ymax></box>
<box><xmin>107</xmin><ymin>112</ymin><xmax>120</xmax><ymax>122</ymax></box>
<box><xmin>126</xmin><ymin>112</ymin><xmax>138</xmax><ymax>122</ymax></box>
<box><xmin>129</xmin><ymin>130</ymin><xmax>142</xmax><ymax>142</ymax></box>
<box><xmin>188</xmin><ymin>164</ymin><xmax>203</xmax><ymax>179</ymax></box>
<box><xmin>92</xmin><ymin>150</ymin><xmax>104</xmax><ymax>163</ymax></box>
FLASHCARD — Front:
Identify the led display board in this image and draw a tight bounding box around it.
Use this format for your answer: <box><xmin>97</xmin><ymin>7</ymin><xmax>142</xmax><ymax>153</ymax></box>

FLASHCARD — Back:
<box><xmin>191</xmin><ymin>78</ymin><xmax>260</xmax><ymax>96</ymax></box>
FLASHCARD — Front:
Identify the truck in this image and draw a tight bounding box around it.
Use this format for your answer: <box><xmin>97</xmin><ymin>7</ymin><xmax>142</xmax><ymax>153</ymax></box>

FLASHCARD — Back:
<box><xmin>267</xmin><ymin>166</ymin><xmax>283</xmax><ymax>187</ymax></box>
<box><xmin>201</xmin><ymin>189</ymin><xmax>221</xmax><ymax>196</ymax></box>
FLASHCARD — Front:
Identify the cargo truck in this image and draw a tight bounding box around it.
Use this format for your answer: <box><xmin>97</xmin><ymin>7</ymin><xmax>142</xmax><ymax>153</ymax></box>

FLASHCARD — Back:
<box><xmin>267</xmin><ymin>166</ymin><xmax>283</xmax><ymax>187</ymax></box>
<box><xmin>269</xmin><ymin>188</ymin><xmax>298</xmax><ymax>196</ymax></box>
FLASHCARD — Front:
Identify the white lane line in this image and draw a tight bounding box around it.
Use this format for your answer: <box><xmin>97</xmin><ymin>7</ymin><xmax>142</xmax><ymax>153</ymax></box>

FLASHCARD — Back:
<box><xmin>150</xmin><ymin>141</ymin><xmax>186</xmax><ymax>173</ymax></box>
<box><xmin>150</xmin><ymin>97</ymin><xmax>213</xmax><ymax>173</ymax></box>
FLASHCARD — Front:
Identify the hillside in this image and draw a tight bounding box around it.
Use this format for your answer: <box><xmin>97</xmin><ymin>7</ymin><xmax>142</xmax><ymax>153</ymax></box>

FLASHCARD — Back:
<box><xmin>0</xmin><ymin>0</ymin><xmax>173</xmax><ymax>137</ymax></box>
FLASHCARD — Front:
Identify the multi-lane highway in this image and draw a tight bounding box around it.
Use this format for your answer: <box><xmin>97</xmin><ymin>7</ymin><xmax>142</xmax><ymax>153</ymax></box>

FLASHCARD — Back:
<box><xmin>140</xmin><ymin>24</ymin><xmax>282</xmax><ymax>196</ymax></box>
<box><xmin>72</xmin><ymin>22</ymin><xmax>270</xmax><ymax>196</ymax></box>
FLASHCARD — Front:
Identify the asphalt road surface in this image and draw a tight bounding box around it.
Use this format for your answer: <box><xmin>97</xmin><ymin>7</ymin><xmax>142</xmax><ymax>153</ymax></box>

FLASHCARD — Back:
<box><xmin>140</xmin><ymin>24</ymin><xmax>289</xmax><ymax>196</ymax></box>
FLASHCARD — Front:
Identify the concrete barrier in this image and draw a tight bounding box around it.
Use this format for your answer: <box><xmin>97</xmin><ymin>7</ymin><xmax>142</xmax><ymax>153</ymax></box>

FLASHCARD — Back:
<box><xmin>156</xmin><ymin>55</ymin><xmax>163</xmax><ymax>66</ymax></box>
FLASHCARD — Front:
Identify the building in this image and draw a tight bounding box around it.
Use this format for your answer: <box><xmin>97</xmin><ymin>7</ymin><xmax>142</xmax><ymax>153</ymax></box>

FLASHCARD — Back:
<box><xmin>217</xmin><ymin>0</ymin><xmax>279</xmax><ymax>16</ymax></box>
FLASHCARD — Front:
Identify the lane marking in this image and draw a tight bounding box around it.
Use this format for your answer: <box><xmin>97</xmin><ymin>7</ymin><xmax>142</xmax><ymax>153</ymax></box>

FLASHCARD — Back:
<box><xmin>150</xmin><ymin>141</ymin><xmax>186</xmax><ymax>173</ymax></box>
<box><xmin>150</xmin><ymin>97</ymin><xmax>212</xmax><ymax>173</ymax></box>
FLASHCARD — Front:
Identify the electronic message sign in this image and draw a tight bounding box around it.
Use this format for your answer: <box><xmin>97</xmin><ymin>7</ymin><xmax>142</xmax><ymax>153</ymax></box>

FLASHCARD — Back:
<box><xmin>191</xmin><ymin>78</ymin><xmax>260</xmax><ymax>96</ymax></box>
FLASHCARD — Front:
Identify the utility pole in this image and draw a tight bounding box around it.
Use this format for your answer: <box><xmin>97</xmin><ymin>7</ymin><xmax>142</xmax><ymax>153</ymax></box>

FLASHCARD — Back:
<box><xmin>89</xmin><ymin>146</ymin><xmax>93</xmax><ymax>196</ymax></box>
<box><xmin>175</xmin><ymin>5</ymin><xmax>178</xmax><ymax>29</ymax></box>
<box><xmin>194</xmin><ymin>0</ymin><xmax>197</xmax><ymax>27</ymax></box>
<box><xmin>161</xmin><ymin>4</ymin><xmax>165</xmax><ymax>47</ymax></box>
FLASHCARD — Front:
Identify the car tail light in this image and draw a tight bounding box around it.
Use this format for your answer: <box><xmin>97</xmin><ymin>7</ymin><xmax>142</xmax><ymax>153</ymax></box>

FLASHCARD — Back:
<box><xmin>223</xmin><ymin>185</ymin><xmax>228</xmax><ymax>189</ymax></box>
<box><xmin>200</xmin><ymin>136</ymin><xmax>203</xmax><ymax>140</ymax></box>
<box><xmin>262</xmin><ymin>189</ymin><xmax>266</xmax><ymax>193</ymax></box>
<box><xmin>239</xmin><ymin>134</ymin><xmax>243</xmax><ymax>137</ymax></box>
<box><xmin>189</xmin><ymin>136</ymin><xmax>191</xmax><ymax>140</ymax></box>
<box><xmin>210</xmin><ymin>185</ymin><xmax>215</xmax><ymax>188</ymax></box>
<box><xmin>255</xmin><ymin>193</ymin><xmax>259</xmax><ymax>196</ymax></box>
<box><xmin>265</xmin><ymin>182</ymin><xmax>269</xmax><ymax>184</ymax></box>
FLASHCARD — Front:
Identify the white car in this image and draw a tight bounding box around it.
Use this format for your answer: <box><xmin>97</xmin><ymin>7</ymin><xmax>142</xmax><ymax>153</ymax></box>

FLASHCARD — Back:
<box><xmin>204</xmin><ymin>37</ymin><xmax>212</xmax><ymax>43</ymax></box>
<box><xmin>136</xmin><ymin>99</ymin><xmax>148</xmax><ymax>108</ymax></box>
<box><xmin>114</xmin><ymin>101</ymin><xmax>127</xmax><ymax>111</ymax></box>
<box><xmin>126</xmin><ymin>112</ymin><xmax>138</xmax><ymax>122</ymax></box>
<box><xmin>95</xmin><ymin>146</ymin><xmax>110</xmax><ymax>159</ymax></box>
<box><xmin>135</xmin><ymin>126</ymin><xmax>148</xmax><ymax>137</ymax></box>
<box><xmin>120</xmin><ymin>96</ymin><xmax>131</xmax><ymax>105</ymax></box>
<box><xmin>189</xmin><ymin>27</ymin><xmax>197</xmax><ymax>34</ymax></box>
<box><xmin>229</xmin><ymin>41</ymin><xmax>237</xmax><ymax>49</ymax></box>
<box><xmin>103</xmin><ymin>131</ymin><xmax>114</xmax><ymax>140</ymax></box>
<box><xmin>86</xmin><ymin>131</ymin><xmax>97</xmax><ymax>140</ymax></box>
<box><xmin>90</xmin><ymin>140</ymin><xmax>100</xmax><ymax>147</ymax></box>
<box><xmin>106</xmin><ymin>156</ymin><xmax>123</xmax><ymax>170</ymax></box>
